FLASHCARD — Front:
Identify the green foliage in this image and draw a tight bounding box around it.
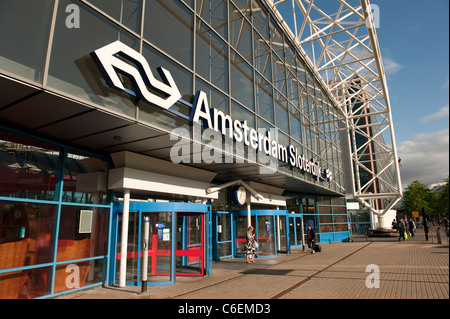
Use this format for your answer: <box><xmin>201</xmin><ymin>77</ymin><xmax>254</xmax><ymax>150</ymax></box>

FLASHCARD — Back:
<box><xmin>402</xmin><ymin>177</ymin><xmax>449</xmax><ymax>217</ymax></box>
<box><xmin>402</xmin><ymin>181</ymin><xmax>433</xmax><ymax>215</ymax></box>
<box><xmin>434</xmin><ymin>177</ymin><xmax>449</xmax><ymax>217</ymax></box>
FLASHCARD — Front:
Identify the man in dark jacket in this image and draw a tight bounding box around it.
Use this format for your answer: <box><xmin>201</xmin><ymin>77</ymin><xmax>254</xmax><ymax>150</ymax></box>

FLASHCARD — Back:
<box><xmin>408</xmin><ymin>218</ymin><xmax>416</xmax><ymax>237</ymax></box>
<box><xmin>307</xmin><ymin>224</ymin><xmax>316</xmax><ymax>253</ymax></box>
<box><xmin>423</xmin><ymin>218</ymin><xmax>429</xmax><ymax>241</ymax></box>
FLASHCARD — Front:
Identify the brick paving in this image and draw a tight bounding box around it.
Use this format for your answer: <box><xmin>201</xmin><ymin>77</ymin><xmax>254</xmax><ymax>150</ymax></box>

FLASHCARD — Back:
<box><xmin>57</xmin><ymin>226</ymin><xmax>449</xmax><ymax>300</ymax></box>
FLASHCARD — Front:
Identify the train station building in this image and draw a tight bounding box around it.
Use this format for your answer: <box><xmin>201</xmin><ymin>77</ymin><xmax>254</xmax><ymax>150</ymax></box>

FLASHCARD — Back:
<box><xmin>0</xmin><ymin>0</ymin><xmax>402</xmax><ymax>298</ymax></box>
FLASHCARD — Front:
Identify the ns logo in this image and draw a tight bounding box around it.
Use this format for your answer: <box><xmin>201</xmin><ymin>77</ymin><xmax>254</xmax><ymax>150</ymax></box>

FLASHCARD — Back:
<box><xmin>91</xmin><ymin>41</ymin><xmax>181</xmax><ymax>110</ymax></box>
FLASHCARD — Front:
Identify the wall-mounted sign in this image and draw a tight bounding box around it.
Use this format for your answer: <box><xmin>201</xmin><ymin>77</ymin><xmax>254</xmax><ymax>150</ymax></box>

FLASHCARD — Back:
<box><xmin>163</xmin><ymin>229</ymin><xmax>170</xmax><ymax>241</ymax></box>
<box><xmin>91</xmin><ymin>41</ymin><xmax>181</xmax><ymax>110</ymax></box>
<box><xmin>79</xmin><ymin>210</ymin><xmax>93</xmax><ymax>234</ymax></box>
<box><xmin>155</xmin><ymin>223</ymin><xmax>166</xmax><ymax>240</ymax></box>
<box><xmin>191</xmin><ymin>90</ymin><xmax>332</xmax><ymax>181</ymax></box>
<box><xmin>92</xmin><ymin>41</ymin><xmax>333</xmax><ymax>183</ymax></box>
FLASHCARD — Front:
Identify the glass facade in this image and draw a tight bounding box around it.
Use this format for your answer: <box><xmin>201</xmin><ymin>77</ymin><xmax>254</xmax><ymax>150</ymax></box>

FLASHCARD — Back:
<box><xmin>287</xmin><ymin>195</ymin><xmax>349</xmax><ymax>244</ymax></box>
<box><xmin>0</xmin><ymin>129</ymin><xmax>111</xmax><ymax>298</ymax></box>
<box><xmin>0</xmin><ymin>0</ymin><xmax>345</xmax><ymax>194</ymax></box>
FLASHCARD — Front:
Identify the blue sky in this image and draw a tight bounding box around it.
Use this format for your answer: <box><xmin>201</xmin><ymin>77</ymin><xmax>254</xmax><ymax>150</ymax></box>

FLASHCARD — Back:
<box><xmin>375</xmin><ymin>0</ymin><xmax>449</xmax><ymax>188</ymax></box>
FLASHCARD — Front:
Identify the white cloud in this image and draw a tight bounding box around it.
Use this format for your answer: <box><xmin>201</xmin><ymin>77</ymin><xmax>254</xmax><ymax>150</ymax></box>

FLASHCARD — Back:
<box><xmin>383</xmin><ymin>57</ymin><xmax>403</xmax><ymax>75</ymax></box>
<box><xmin>397</xmin><ymin>128</ymin><xmax>449</xmax><ymax>189</ymax></box>
<box><xmin>421</xmin><ymin>105</ymin><xmax>449</xmax><ymax>123</ymax></box>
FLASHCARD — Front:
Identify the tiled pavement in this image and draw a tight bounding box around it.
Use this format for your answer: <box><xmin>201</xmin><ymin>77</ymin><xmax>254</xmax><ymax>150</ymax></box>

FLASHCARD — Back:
<box><xmin>57</xmin><ymin>226</ymin><xmax>449</xmax><ymax>300</ymax></box>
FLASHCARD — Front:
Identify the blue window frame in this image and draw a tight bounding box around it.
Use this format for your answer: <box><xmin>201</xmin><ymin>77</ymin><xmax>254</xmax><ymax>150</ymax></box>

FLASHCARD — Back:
<box><xmin>212</xmin><ymin>211</ymin><xmax>233</xmax><ymax>260</ymax></box>
<box><xmin>301</xmin><ymin>195</ymin><xmax>349</xmax><ymax>244</ymax></box>
<box><xmin>288</xmin><ymin>214</ymin><xmax>304</xmax><ymax>248</ymax></box>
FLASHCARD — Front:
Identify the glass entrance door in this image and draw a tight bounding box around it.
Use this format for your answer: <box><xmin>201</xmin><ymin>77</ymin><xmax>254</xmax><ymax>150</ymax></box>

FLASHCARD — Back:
<box><xmin>145</xmin><ymin>212</ymin><xmax>173</xmax><ymax>283</ymax></box>
<box><xmin>257</xmin><ymin>215</ymin><xmax>275</xmax><ymax>256</ymax></box>
<box><xmin>115</xmin><ymin>211</ymin><xmax>173</xmax><ymax>285</ymax></box>
<box><xmin>232</xmin><ymin>210</ymin><xmax>290</xmax><ymax>258</ymax></box>
<box><xmin>112</xmin><ymin>202</ymin><xmax>211</xmax><ymax>287</ymax></box>
<box><xmin>289</xmin><ymin>215</ymin><xmax>304</xmax><ymax>248</ymax></box>
<box><xmin>176</xmin><ymin>213</ymin><xmax>204</xmax><ymax>276</ymax></box>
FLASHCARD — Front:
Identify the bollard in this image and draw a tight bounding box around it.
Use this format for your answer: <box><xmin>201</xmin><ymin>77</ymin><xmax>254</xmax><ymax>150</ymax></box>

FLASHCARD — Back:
<box><xmin>301</xmin><ymin>218</ymin><xmax>305</xmax><ymax>251</ymax></box>
<box><xmin>142</xmin><ymin>216</ymin><xmax>150</xmax><ymax>293</ymax></box>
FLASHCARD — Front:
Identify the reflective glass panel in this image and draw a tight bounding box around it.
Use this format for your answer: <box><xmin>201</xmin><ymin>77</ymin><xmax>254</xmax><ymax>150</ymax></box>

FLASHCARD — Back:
<box><xmin>54</xmin><ymin>259</ymin><xmax>105</xmax><ymax>294</ymax></box>
<box><xmin>255</xmin><ymin>74</ymin><xmax>274</xmax><ymax>123</ymax></box>
<box><xmin>144</xmin><ymin>0</ymin><xmax>193</xmax><ymax>69</ymax></box>
<box><xmin>251</xmin><ymin>0</ymin><xmax>269</xmax><ymax>40</ymax></box>
<box><xmin>231</xmin><ymin>101</ymin><xmax>255</xmax><ymax>128</ymax></box>
<box><xmin>0</xmin><ymin>0</ymin><xmax>54</xmax><ymax>83</ymax></box>
<box><xmin>0</xmin><ymin>131</ymin><xmax>60</xmax><ymax>201</ymax></box>
<box><xmin>196</xmin><ymin>23</ymin><xmax>229</xmax><ymax>93</ymax></box>
<box><xmin>229</xmin><ymin>5</ymin><xmax>252</xmax><ymax>63</ymax></box>
<box><xmin>0</xmin><ymin>266</ymin><xmax>52</xmax><ymax>299</ymax></box>
<box><xmin>62</xmin><ymin>152</ymin><xmax>109</xmax><ymax>205</ymax></box>
<box><xmin>47</xmin><ymin>0</ymin><xmax>139</xmax><ymax>118</ymax></box>
<box><xmin>275</xmin><ymin>98</ymin><xmax>289</xmax><ymax>134</ymax></box>
<box><xmin>0</xmin><ymin>201</ymin><xmax>57</xmax><ymax>270</ymax></box>
<box><xmin>230</xmin><ymin>49</ymin><xmax>254</xmax><ymax>110</ymax></box>
<box><xmin>253</xmin><ymin>32</ymin><xmax>272</xmax><ymax>82</ymax></box>
<box><xmin>196</xmin><ymin>0</ymin><xmax>228</xmax><ymax>39</ymax></box>
<box><xmin>87</xmin><ymin>0</ymin><xmax>143</xmax><ymax>33</ymax></box>
<box><xmin>57</xmin><ymin>206</ymin><xmax>110</xmax><ymax>262</ymax></box>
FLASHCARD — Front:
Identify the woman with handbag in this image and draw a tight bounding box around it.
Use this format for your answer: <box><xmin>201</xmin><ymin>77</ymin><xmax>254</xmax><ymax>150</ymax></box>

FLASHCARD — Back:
<box><xmin>245</xmin><ymin>226</ymin><xmax>257</xmax><ymax>263</ymax></box>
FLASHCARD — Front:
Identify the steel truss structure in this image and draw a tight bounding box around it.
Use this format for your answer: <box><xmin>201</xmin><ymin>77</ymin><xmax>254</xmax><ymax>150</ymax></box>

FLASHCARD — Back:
<box><xmin>263</xmin><ymin>0</ymin><xmax>403</xmax><ymax>216</ymax></box>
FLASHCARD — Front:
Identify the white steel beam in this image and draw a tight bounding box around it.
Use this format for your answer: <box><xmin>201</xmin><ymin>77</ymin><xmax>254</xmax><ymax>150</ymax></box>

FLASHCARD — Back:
<box><xmin>263</xmin><ymin>0</ymin><xmax>403</xmax><ymax>217</ymax></box>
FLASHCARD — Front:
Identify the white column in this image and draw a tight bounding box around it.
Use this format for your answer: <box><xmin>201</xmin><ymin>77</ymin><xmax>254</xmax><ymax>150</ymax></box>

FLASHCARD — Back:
<box><xmin>246</xmin><ymin>192</ymin><xmax>251</xmax><ymax>228</ymax></box>
<box><xmin>276</xmin><ymin>215</ymin><xmax>281</xmax><ymax>249</ymax></box>
<box><xmin>119</xmin><ymin>189</ymin><xmax>130</xmax><ymax>287</ymax></box>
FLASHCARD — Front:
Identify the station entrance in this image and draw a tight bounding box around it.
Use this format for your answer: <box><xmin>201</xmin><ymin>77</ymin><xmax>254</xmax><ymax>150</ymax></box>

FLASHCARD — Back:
<box><xmin>233</xmin><ymin>210</ymin><xmax>290</xmax><ymax>258</ymax></box>
<box><xmin>111</xmin><ymin>202</ymin><xmax>211</xmax><ymax>287</ymax></box>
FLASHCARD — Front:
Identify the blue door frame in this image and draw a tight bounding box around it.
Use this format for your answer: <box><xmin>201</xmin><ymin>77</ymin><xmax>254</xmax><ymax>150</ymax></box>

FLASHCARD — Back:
<box><xmin>212</xmin><ymin>211</ymin><xmax>234</xmax><ymax>260</ymax></box>
<box><xmin>231</xmin><ymin>209</ymin><xmax>290</xmax><ymax>258</ymax></box>
<box><xmin>110</xmin><ymin>202</ymin><xmax>212</xmax><ymax>287</ymax></box>
<box><xmin>288</xmin><ymin>214</ymin><xmax>304</xmax><ymax>248</ymax></box>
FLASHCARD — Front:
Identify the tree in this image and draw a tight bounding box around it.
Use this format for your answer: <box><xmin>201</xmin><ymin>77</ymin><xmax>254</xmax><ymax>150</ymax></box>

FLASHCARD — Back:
<box><xmin>434</xmin><ymin>176</ymin><xmax>449</xmax><ymax>217</ymax></box>
<box><xmin>402</xmin><ymin>181</ymin><xmax>434</xmax><ymax>216</ymax></box>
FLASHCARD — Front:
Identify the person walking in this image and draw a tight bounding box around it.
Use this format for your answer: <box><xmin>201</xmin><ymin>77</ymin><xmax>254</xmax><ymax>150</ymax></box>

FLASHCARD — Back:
<box><xmin>423</xmin><ymin>218</ymin><xmax>429</xmax><ymax>241</ymax></box>
<box><xmin>398</xmin><ymin>218</ymin><xmax>406</xmax><ymax>241</ymax></box>
<box><xmin>391</xmin><ymin>219</ymin><xmax>397</xmax><ymax>230</ymax></box>
<box><xmin>405</xmin><ymin>218</ymin><xmax>410</xmax><ymax>236</ymax></box>
<box><xmin>408</xmin><ymin>218</ymin><xmax>416</xmax><ymax>238</ymax></box>
<box><xmin>245</xmin><ymin>226</ymin><xmax>257</xmax><ymax>263</ymax></box>
<box><xmin>307</xmin><ymin>224</ymin><xmax>316</xmax><ymax>254</ymax></box>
